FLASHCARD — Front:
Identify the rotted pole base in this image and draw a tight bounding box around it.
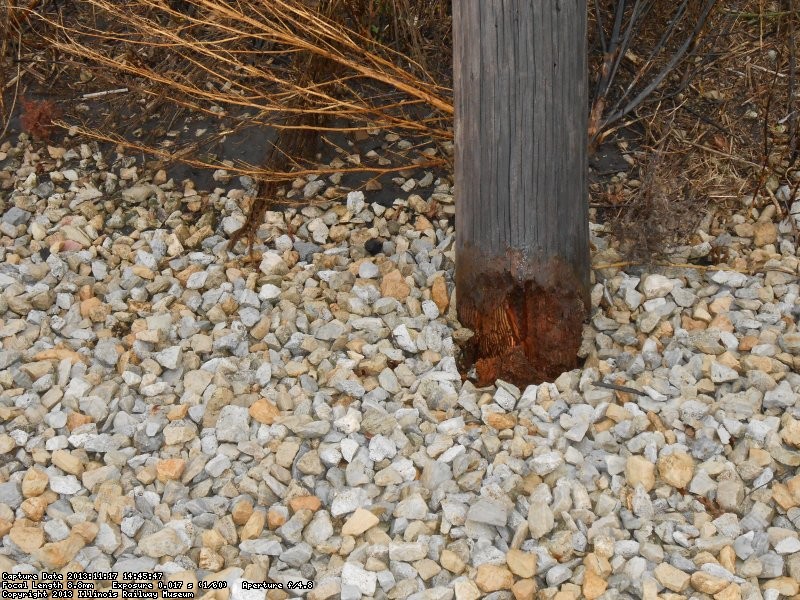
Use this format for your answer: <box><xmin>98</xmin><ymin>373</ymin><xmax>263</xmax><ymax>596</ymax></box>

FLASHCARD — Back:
<box><xmin>456</xmin><ymin>249</ymin><xmax>588</xmax><ymax>388</ymax></box>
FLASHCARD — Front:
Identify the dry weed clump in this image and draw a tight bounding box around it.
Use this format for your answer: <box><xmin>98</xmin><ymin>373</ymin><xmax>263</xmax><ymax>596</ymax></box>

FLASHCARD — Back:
<box><xmin>588</xmin><ymin>0</ymin><xmax>719</xmax><ymax>148</ymax></box>
<box><xmin>593</xmin><ymin>0</ymin><xmax>800</xmax><ymax>262</ymax></box>
<box><xmin>31</xmin><ymin>0</ymin><xmax>453</xmax><ymax>167</ymax></box>
<box><xmin>609</xmin><ymin>148</ymin><xmax>709</xmax><ymax>261</ymax></box>
<box><xmin>19</xmin><ymin>96</ymin><xmax>61</xmax><ymax>141</ymax></box>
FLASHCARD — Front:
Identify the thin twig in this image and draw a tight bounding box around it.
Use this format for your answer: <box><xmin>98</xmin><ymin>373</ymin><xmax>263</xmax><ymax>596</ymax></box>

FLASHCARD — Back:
<box><xmin>0</xmin><ymin>30</ymin><xmax>22</xmax><ymax>141</ymax></box>
<box><xmin>592</xmin><ymin>261</ymin><xmax>798</xmax><ymax>277</ymax></box>
<box><xmin>81</xmin><ymin>87</ymin><xmax>129</xmax><ymax>99</ymax></box>
<box><xmin>602</xmin><ymin>0</ymin><xmax>718</xmax><ymax>128</ymax></box>
<box><xmin>786</xmin><ymin>0</ymin><xmax>798</xmax><ymax>166</ymax></box>
<box><xmin>593</xmin><ymin>380</ymin><xmax>647</xmax><ymax>396</ymax></box>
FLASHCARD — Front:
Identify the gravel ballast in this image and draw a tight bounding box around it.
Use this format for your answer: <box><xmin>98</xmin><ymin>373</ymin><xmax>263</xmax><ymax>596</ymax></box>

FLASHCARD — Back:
<box><xmin>1</xmin><ymin>133</ymin><xmax>800</xmax><ymax>600</ymax></box>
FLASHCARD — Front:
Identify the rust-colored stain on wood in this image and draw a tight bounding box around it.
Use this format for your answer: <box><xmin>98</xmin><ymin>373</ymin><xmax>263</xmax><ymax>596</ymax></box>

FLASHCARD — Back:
<box><xmin>457</xmin><ymin>252</ymin><xmax>587</xmax><ymax>388</ymax></box>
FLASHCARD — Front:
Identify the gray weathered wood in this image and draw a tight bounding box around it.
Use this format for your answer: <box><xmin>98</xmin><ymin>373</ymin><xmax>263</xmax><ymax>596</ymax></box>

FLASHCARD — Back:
<box><xmin>453</xmin><ymin>0</ymin><xmax>589</xmax><ymax>386</ymax></box>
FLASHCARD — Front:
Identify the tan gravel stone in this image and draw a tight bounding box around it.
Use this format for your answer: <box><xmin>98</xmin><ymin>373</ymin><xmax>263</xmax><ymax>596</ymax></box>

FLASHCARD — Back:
<box><xmin>413</xmin><ymin>558</ymin><xmax>441</xmax><ymax>581</ymax></box>
<box><xmin>199</xmin><ymin>548</ymin><xmax>225</xmax><ymax>571</ymax></box>
<box><xmin>750</xmin><ymin>446</ymin><xmax>772</xmax><ymax>466</ymax></box>
<box><xmin>440</xmin><ymin>549</ymin><xmax>465</xmax><ymax>574</ymax></box>
<box><xmin>475</xmin><ymin>565</ymin><xmax>514</xmax><ymax>593</ymax></box>
<box><xmin>641</xmin><ymin>577</ymin><xmax>659</xmax><ymax>600</ymax></box>
<box><xmin>606</xmin><ymin>404</ymin><xmax>632</xmax><ymax>422</ymax></box>
<box><xmin>453</xmin><ymin>579</ymin><xmax>480</xmax><ymax>600</ymax></box>
<box><xmin>511</xmin><ymin>579</ymin><xmax>537</xmax><ymax>600</ymax></box>
<box><xmin>552</xmin><ymin>584</ymin><xmax>581</xmax><ymax>600</ymax></box>
<box><xmin>307</xmin><ymin>581</ymin><xmax>340</xmax><ymax>600</ymax></box>
<box><xmin>176</xmin><ymin>264</ymin><xmax>202</xmax><ymax>286</ymax></box>
<box><xmin>787</xmin><ymin>475</ymin><xmax>800</xmax><ymax>502</ymax></box>
<box><xmin>380</xmin><ymin>269</ymin><xmax>410</xmax><ymax>300</ymax></box>
<box><xmin>655</xmin><ymin>562</ymin><xmax>691</xmax><ymax>592</ymax></box>
<box><xmin>20</xmin><ymin>360</ymin><xmax>52</xmax><ymax>380</ymax></box>
<box><xmin>66</xmin><ymin>412</ymin><xmax>93</xmax><ymax>431</ymax></box>
<box><xmin>506</xmin><ymin>548</ymin><xmax>537</xmax><ymax>578</ymax></box>
<box><xmin>136</xmin><ymin>466</ymin><xmax>156</xmax><ymax>485</ymax></box>
<box><xmin>94</xmin><ymin>482</ymin><xmax>131</xmax><ymax>525</ymax></box>
<box><xmin>584</xmin><ymin>552</ymin><xmax>612</xmax><ymax>577</ymax></box>
<box><xmin>431</xmin><ymin>275</ymin><xmax>449</xmax><ymax>313</ymax></box>
<box><xmin>626</xmin><ymin>455</ymin><xmax>656</xmax><ymax>491</ymax></box>
<box><xmin>22</xmin><ymin>468</ymin><xmax>49</xmax><ymax>497</ymax></box>
<box><xmin>753</xmin><ymin>221</ymin><xmax>777</xmax><ymax>246</ymax></box>
<box><xmin>657</xmin><ymin>452</ymin><xmax>695</xmax><ymax>488</ymax></box>
<box><xmin>35</xmin><ymin>534</ymin><xmax>86</xmax><ymax>569</ymax></box>
<box><xmin>684</xmin><ymin>313</ymin><xmax>709</xmax><ymax>330</ymax></box>
<box><xmin>138</xmin><ymin>527</ymin><xmax>187</xmax><ymax>559</ymax></box>
<box><xmin>250</xmin><ymin>317</ymin><xmax>271</xmax><ymax>340</ymax></box>
<box><xmin>763</xmin><ymin>577</ymin><xmax>799</xmax><ymax>596</ymax></box>
<box><xmin>242</xmin><ymin>563</ymin><xmax>267</xmax><ymax>584</ymax></box>
<box><xmin>771</xmin><ymin>482</ymin><xmax>796</xmax><ymax>510</ymax></box>
<box><xmin>131</xmin><ymin>265</ymin><xmax>155</xmax><ymax>279</ymax></box>
<box><xmin>30</xmin><ymin>221</ymin><xmax>47</xmax><ymax>240</ymax></box>
<box><xmin>241</xmin><ymin>509</ymin><xmax>267</xmax><ymax>540</ymax></box>
<box><xmin>156</xmin><ymin>458</ymin><xmax>186</xmax><ymax>481</ymax></box>
<box><xmin>0</xmin><ymin>434</ymin><xmax>15</xmax><ymax>454</ymax></box>
<box><xmin>10</xmin><ymin>523</ymin><xmax>44</xmax><ymax>553</ymax></box>
<box><xmin>21</xmin><ymin>495</ymin><xmax>48</xmax><ymax>521</ymax></box>
<box><xmin>582</xmin><ymin>570</ymin><xmax>607</xmax><ymax>599</ymax></box>
<box><xmin>51</xmin><ymin>450</ymin><xmax>84</xmax><ymax>476</ymax></box>
<box><xmin>742</xmin><ymin>355</ymin><xmax>773</xmax><ymax>372</ymax></box>
<box><xmin>202</xmin><ymin>529</ymin><xmax>226</xmax><ymax>551</ymax></box>
<box><xmin>266</xmin><ymin>507</ymin><xmax>288</xmax><ymax>530</ymax></box>
<box><xmin>708</xmin><ymin>296</ymin><xmax>733</xmax><ymax>314</ymax></box>
<box><xmin>485</xmin><ymin>412</ymin><xmax>517</xmax><ymax>430</ymax></box>
<box><xmin>719</xmin><ymin>546</ymin><xmax>736</xmax><ymax>573</ymax></box>
<box><xmin>249</xmin><ymin>399</ymin><xmax>281</xmax><ymax>425</ymax></box>
<box><xmin>167</xmin><ymin>404</ymin><xmax>190</xmax><ymax>421</ymax></box>
<box><xmin>72</xmin><ymin>521</ymin><xmax>99</xmax><ymax>543</ymax></box>
<box><xmin>782</xmin><ymin>417</ymin><xmax>800</xmax><ymax>448</ymax></box>
<box><xmin>288</xmin><ymin>495</ymin><xmax>322</xmax><ymax>513</ymax></box>
<box><xmin>342</xmin><ymin>508</ymin><xmax>379</xmax><ymax>537</ymax></box>
<box><xmin>231</xmin><ymin>498</ymin><xmax>254</xmax><ymax>525</ymax></box>
<box><xmin>80</xmin><ymin>297</ymin><xmax>110</xmax><ymax>322</ymax></box>
<box><xmin>691</xmin><ymin>571</ymin><xmax>728</xmax><ymax>594</ymax></box>
<box><xmin>275</xmin><ymin>441</ymin><xmax>300</xmax><ymax>468</ymax></box>
<box><xmin>714</xmin><ymin>583</ymin><xmax>741</xmax><ymax>600</ymax></box>
<box><xmin>32</xmin><ymin>347</ymin><xmax>83</xmax><ymax>364</ymax></box>
<box><xmin>709</xmin><ymin>314</ymin><xmax>734</xmax><ymax>332</ymax></box>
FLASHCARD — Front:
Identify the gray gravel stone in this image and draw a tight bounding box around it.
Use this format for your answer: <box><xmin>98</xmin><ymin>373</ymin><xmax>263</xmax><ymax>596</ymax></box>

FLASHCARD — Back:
<box><xmin>0</xmin><ymin>481</ymin><xmax>22</xmax><ymax>507</ymax></box>
<box><xmin>3</xmin><ymin>206</ymin><xmax>31</xmax><ymax>225</ymax></box>
<box><xmin>2</xmin><ymin>134</ymin><xmax>798</xmax><ymax>596</ymax></box>
<box><xmin>216</xmin><ymin>405</ymin><xmax>250</xmax><ymax>442</ymax></box>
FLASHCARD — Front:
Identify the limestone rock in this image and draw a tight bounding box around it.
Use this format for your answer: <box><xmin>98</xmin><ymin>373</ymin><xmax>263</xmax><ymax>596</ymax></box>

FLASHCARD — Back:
<box><xmin>475</xmin><ymin>564</ymin><xmax>514</xmax><ymax>593</ymax></box>
<box><xmin>626</xmin><ymin>455</ymin><xmax>656</xmax><ymax>491</ymax></box>
<box><xmin>657</xmin><ymin>452</ymin><xmax>695</xmax><ymax>489</ymax></box>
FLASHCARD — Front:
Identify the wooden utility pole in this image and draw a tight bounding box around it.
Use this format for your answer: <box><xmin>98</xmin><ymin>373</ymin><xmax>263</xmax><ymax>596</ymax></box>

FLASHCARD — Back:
<box><xmin>453</xmin><ymin>1</ymin><xmax>590</xmax><ymax>387</ymax></box>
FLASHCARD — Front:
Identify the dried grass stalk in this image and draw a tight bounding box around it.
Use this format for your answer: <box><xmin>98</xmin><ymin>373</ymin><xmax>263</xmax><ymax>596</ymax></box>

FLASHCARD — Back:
<box><xmin>26</xmin><ymin>0</ymin><xmax>453</xmax><ymax>179</ymax></box>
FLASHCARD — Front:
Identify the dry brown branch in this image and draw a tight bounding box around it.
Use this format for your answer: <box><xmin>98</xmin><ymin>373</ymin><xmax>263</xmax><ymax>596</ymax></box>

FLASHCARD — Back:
<box><xmin>18</xmin><ymin>0</ymin><xmax>453</xmax><ymax>187</ymax></box>
<box><xmin>55</xmin><ymin>121</ymin><xmax>447</xmax><ymax>180</ymax></box>
<box><xmin>0</xmin><ymin>29</ymin><xmax>21</xmax><ymax>140</ymax></box>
